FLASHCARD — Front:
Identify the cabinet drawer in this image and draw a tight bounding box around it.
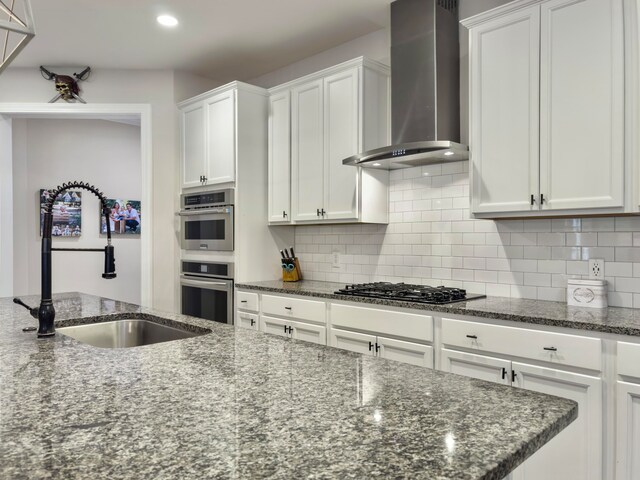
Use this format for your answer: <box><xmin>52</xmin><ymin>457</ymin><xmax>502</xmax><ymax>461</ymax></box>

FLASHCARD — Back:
<box><xmin>618</xmin><ymin>342</ymin><xmax>640</xmax><ymax>379</ymax></box>
<box><xmin>262</xmin><ymin>294</ymin><xmax>326</xmax><ymax>323</ymax></box>
<box><xmin>331</xmin><ymin>303</ymin><xmax>433</xmax><ymax>342</ymax></box>
<box><xmin>442</xmin><ymin>318</ymin><xmax>601</xmax><ymax>371</ymax></box>
<box><xmin>236</xmin><ymin>291</ymin><xmax>259</xmax><ymax>312</ymax></box>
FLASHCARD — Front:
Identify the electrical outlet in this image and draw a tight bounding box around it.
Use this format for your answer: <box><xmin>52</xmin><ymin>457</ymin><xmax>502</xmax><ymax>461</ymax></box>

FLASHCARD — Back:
<box><xmin>331</xmin><ymin>251</ymin><xmax>341</xmax><ymax>269</ymax></box>
<box><xmin>589</xmin><ymin>259</ymin><xmax>605</xmax><ymax>279</ymax></box>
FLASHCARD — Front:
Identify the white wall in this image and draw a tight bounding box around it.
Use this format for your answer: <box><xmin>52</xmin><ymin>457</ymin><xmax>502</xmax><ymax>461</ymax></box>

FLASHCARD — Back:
<box><xmin>295</xmin><ymin>162</ymin><xmax>640</xmax><ymax>308</ymax></box>
<box><xmin>0</xmin><ymin>68</ymin><xmax>219</xmax><ymax>312</ymax></box>
<box><xmin>249</xmin><ymin>29</ymin><xmax>390</xmax><ymax>88</ymax></box>
<box><xmin>12</xmin><ymin>119</ymin><xmax>142</xmax><ymax>304</ymax></box>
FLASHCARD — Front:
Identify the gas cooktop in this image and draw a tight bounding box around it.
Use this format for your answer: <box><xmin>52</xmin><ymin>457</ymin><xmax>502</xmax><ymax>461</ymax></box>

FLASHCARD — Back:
<box><xmin>334</xmin><ymin>282</ymin><xmax>486</xmax><ymax>305</ymax></box>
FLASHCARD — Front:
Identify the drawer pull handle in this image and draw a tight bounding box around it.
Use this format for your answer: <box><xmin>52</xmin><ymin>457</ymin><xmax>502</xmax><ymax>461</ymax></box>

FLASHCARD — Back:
<box><xmin>284</xmin><ymin>306</ymin><xmax>292</xmax><ymax>310</ymax></box>
<box><xmin>250</xmin><ymin>319</ymin><xmax>255</xmax><ymax>326</ymax></box>
<box><xmin>501</xmin><ymin>367</ymin><xmax>508</xmax><ymax>380</ymax></box>
<box><xmin>368</xmin><ymin>341</ymin><xmax>374</xmax><ymax>351</ymax></box>
<box><xmin>240</xmin><ymin>300</ymin><xmax>247</xmax><ymax>303</ymax></box>
<box><xmin>543</xmin><ymin>346</ymin><xmax>557</xmax><ymax>352</ymax></box>
<box><xmin>466</xmin><ymin>334</ymin><xmax>478</xmax><ymax>340</ymax></box>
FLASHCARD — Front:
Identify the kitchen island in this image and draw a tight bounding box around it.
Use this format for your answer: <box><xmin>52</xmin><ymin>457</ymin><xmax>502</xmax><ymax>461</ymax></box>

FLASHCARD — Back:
<box><xmin>0</xmin><ymin>293</ymin><xmax>576</xmax><ymax>480</ymax></box>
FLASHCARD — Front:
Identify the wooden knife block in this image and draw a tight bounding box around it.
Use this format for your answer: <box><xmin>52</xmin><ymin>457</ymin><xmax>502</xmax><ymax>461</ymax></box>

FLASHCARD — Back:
<box><xmin>282</xmin><ymin>258</ymin><xmax>303</xmax><ymax>282</ymax></box>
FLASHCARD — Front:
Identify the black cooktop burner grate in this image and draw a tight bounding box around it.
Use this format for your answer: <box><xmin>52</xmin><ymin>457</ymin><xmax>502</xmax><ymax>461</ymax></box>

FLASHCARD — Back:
<box><xmin>334</xmin><ymin>282</ymin><xmax>485</xmax><ymax>305</ymax></box>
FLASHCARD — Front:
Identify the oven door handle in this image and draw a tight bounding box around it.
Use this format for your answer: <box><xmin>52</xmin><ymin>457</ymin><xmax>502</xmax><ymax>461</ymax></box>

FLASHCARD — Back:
<box><xmin>178</xmin><ymin>208</ymin><xmax>233</xmax><ymax>217</ymax></box>
<box><xmin>180</xmin><ymin>276</ymin><xmax>232</xmax><ymax>290</ymax></box>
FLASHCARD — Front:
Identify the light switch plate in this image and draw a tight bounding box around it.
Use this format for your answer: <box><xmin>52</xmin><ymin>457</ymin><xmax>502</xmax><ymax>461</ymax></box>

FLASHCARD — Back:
<box><xmin>331</xmin><ymin>251</ymin><xmax>341</xmax><ymax>269</ymax></box>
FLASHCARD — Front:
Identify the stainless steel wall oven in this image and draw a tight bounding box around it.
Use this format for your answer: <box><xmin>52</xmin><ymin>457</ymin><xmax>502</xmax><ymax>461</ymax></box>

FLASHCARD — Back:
<box><xmin>180</xmin><ymin>260</ymin><xmax>233</xmax><ymax>325</ymax></box>
<box><xmin>179</xmin><ymin>189</ymin><xmax>234</xmax><ymax>251</ymax></box>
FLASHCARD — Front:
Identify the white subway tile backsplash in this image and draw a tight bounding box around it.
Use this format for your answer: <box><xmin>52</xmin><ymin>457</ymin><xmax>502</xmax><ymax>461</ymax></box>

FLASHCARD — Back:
<box><xmin>295</xmin><ymin>162</ymin><xmax>640</xmax><ymax>305</ymax></box>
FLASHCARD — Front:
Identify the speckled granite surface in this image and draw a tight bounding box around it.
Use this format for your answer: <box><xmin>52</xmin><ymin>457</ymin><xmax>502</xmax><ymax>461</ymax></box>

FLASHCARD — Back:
<box><xmin>1</xmin><ymin>292</ymin><xmax>576</xmax><ymax>480</ymax></box>
<box><xmin>236</xmin><ymin>279</ymin><xmax>640</xmax><ymax>336</ymax></box>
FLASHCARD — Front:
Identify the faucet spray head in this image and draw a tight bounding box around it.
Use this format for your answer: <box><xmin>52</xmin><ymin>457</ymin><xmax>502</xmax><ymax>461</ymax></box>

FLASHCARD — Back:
<box><xmin>102</xmin><ymin>244</ymin><xmax>117</xmax><ymax>279</ymax></box>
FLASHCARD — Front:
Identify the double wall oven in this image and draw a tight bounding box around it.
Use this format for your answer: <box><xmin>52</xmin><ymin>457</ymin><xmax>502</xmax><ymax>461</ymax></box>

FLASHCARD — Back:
<box><xmin>179</xmin><ymin>189</ymin><xmax>234</xmax><ymax>251</ymax></box>
<box><xmin>180</xmin><ymin>260</ymin><xmax>233</xmax><ymax>325</ymax></box>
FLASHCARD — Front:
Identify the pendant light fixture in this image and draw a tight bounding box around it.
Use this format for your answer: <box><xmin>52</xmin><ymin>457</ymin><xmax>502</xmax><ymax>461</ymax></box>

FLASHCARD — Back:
<box><xmin>0</xmin><ymin>0</ymin><xmax>35</xmax><ymax>74</ymax></box>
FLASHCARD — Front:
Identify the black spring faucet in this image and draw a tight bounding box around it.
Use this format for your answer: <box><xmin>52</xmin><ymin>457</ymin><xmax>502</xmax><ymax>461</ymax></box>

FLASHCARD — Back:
<box><xmin>14</xmin><ymin>181</ymin><xmax>117</xmax><ymax>338</ymax></box>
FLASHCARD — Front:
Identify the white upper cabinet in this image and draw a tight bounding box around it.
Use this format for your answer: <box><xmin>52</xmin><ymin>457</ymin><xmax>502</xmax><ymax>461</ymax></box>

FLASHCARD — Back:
<box><xmin>469</xmin><ymin>6</ymin><xmax>540</xmax><ymax>214</ymax></box>
<box><xmin>179</xmin><ymin>82</ymin><xmax>265</xmax><ymax>189</ymax></box>
<box><xmin>268</xmin><ymin>91</ymin><xmax>292</xmax><ymax>223</ymax></box>
<box><xmin>291</xmin><ymin>79</ymin><xmax>325</xmax><ymax>222</ymax></box>
<box><xmin>181</xmin><ymin>102</ymin><xmax>206</xmax><ymax>189</ymax></box>
<box><xmin>268</xmin><ymin>57</ymin><xmax>390</xmax><ymax>225</ymax></box>
<box><xmin>205</xmin><ymin>89</ymin><xmax>236</xmax><ymax>185</ymax></box>
<box><xmin>538</xmin><ymin>0</ymin><xmax>624</xmax><ymax>211</ymax></box>
<box><xmin>464</xmin><ymin>0</ymin><xmax>630</xmax><ymax>218</ymax></box>
<box><xmin>324</xmin><ymin>68</ymin><xmax>360</xmax><ymax>221</ymax></box>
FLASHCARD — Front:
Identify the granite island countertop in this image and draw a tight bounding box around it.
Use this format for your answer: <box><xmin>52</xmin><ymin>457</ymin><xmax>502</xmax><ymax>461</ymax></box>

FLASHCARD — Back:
<box><xmin>1</xmin><ymin>292</ymin><xmax>576</xmax><ymax>480</ymax></box>
<box><xmin>236</xmin><ymin>279</ymin><xmax>640</xmax><ymax>336</ymax></box>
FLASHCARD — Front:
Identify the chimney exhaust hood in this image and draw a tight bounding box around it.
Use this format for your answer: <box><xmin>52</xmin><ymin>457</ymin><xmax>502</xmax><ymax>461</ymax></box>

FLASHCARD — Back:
<box><xmin>343</xmin><ymin>0</ymin><xmax>468</xmax><ymax>170</ymax></box>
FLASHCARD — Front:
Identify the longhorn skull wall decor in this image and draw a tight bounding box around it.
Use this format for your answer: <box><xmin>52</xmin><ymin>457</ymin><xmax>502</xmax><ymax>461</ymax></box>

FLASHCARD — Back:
<box><xmin>39</xmin><ymin>66</ymin><xmax>91</xmax><ymax>103</ymax></box>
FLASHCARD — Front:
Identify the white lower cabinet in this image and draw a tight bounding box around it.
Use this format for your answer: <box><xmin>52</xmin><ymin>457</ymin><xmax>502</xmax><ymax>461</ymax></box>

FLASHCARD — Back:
<box><xmin>616</xmin><ymin>381</ymin><xmax>640</xmax><ymax>480</ymax></box>
<box><xmin>260</xmin><ymin>314</ymin><xmax>326</xmax><ymax>346</ymax></box>
<box><xmin>329</xmin><ymin>328</ymin><xmax>375</xmax><ymax>356</ymax></box>
<box><xmin>440</xmin><ymin>349</ymin><xmax>511</xmax><ymax>385</ymax></box>
<box><xmin>377</xmin><ymin>336</ymin><xmax>433</xmax><ymax>368</ymax></box>
<box><xmin>511</xmin><ymin>363</ymin><xmax>602</xmax><ymax>480</ymax></box>
<box><xmin>329</xmin><ymin>328</ymin><xmax>433</xmax><ymax>367</ymax></box>
<box><xmin>440</xmin><ymin>349</ymin><xmax>602</xmax><ymax>480</ymax></box>
<box><xmin>291</xmin><ymin>321</ymin><xmax>326</xmax><ymax>345</ymax></box>
<box><xmin>236</xmin><ymin>311</ymin><xmax>259</xmax><ymax>331</ymax></box>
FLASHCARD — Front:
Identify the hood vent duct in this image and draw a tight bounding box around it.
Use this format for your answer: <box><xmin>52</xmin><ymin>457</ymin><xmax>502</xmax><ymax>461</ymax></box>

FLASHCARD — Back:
<box><xmin>343</xmin><ymin>0</ymin><xmax>468</xmax><ymax>170</ymax></box>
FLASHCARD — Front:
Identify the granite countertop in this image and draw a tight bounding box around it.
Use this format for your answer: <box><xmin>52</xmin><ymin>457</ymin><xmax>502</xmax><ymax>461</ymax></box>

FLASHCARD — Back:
<box><xmin>1</xmin><ymin>292</ymin><xmax>576</xmax><ymax>480</ymax></box>
<box><xmin>236</xmin><ymin>279</ymin><xmax>640</xmax><ymax>336</ymax></box>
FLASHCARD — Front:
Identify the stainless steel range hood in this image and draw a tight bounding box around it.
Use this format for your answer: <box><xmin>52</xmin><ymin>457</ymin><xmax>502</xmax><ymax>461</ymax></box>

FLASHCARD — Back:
<box><xmin>343</xmin><ymin>0</ymin><xmax>468</xmax><ymax>170</ymax></box>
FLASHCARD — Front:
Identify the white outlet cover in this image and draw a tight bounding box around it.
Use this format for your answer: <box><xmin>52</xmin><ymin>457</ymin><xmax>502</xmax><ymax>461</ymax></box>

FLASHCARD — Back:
<box><xmin>588</xmin><ymin>259</ymin><xmax>605</xmax><ymax>279</ymax></box>
<box><xmin>332</xmin><ymin>251</ymin><xmax>341</xmax><ymax>269</ymax></box>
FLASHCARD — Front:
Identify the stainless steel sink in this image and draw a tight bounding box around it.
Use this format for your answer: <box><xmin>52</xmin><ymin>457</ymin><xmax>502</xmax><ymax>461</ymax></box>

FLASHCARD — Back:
<box><xmin>57</xmin><ymin>319</ymin><xmax>204</xmax><ymax>349</ymax></box>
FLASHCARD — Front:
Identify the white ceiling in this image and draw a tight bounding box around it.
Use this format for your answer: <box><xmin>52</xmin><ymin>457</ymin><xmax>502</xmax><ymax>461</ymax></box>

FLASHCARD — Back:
<box><xmin>11</xmin><ymin>0</ymin><xmax>392</xmax><ymax>82</ymax></box>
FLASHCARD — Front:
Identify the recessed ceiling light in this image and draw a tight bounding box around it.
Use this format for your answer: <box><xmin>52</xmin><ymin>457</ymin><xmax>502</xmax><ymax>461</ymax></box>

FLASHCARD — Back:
<box><xmin>372</xmin><ymin>162</ymin><xmax>381</xmax><ymax>167</ymax></box>
<box><xmin>157</xmin><ymin>15</ymin><xmax>178</xmax><ymax>27</ymax></box>
<box><xmin>444</xmin><ymin>151</ymin><xmax>454</xmax><ymax>156</ymax></box>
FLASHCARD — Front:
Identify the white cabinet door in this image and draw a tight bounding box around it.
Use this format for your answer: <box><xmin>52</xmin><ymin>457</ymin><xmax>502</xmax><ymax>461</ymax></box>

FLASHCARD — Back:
<box><xmin>377</xmin><ymin>336</ymin><xmax>433</xmax><ymax>368</ymax></box>
<box><xmin>616</xmin><ymin>381</ymin><xmax>640</xmax><ymax>480</ymax></box>
<box><xmin>268</xmin><ymin>91</ymin><xmax>291</xmax><ymax>223</ymax></box>
<box><xmin>470</xmin><ymin>6</ymin><xmax>540</xmax><ymax>214</ymax></box>
<box><xmin>260</xmin><ymin>315</ymin><xmax>290</xmax><ymax>338</ymax></box>
<box><xmin>236</xmin><ymin>311</ymin><xmax>259</xmax><ymax>331</ymax></box>
<box><xmin>440</xmin><ymin>348</ymin><xmax>511</xmax><ymax>385</ymax></box>
<box><xmin>205</xmin><ymin>89</ymin><xmax>236</xmax><ymax>185</ymax></box>
<box><xmin>329</xmin><ymin>328</ymin><xmax>375</xmax><ymax>356</ymax></box>
<box><xmin>324</xmin><ymin>68</ymin><xmax>359</xmax><ymax>221</ymax></box>
<box><xmin>181</xmin><ymin>102</ymin><xmax>205</xmax><ymax>188</ymax></box>
<box><xmin>511</xmin><ymin>362</ymin><xmax>602</xmax><ymax>480</ymax></box>
<box><xmin>539</xmin><ymin>0</ymin><xmax>624</xmax><ymax>211</ymax></box>
<box><xmin>291</xmin><ymin>320</ymin><xmax>326</xmax><ymax>346</ymax></box>
<box><xmin>291</xmin><ymin>79</ymin><xmax>324</xmax><ymax>221</ymax></box>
